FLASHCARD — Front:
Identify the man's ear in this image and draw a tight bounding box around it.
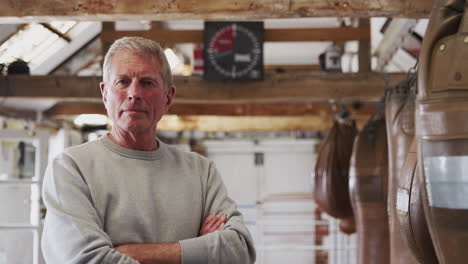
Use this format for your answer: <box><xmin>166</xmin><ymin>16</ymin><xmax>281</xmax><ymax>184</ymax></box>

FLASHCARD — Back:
<box><xmin>100</xmin><ymin>82</ymin><xmax>107</xmax><ymax>104</ymax></box>
<box><xmin>165</xmin><ymin>85</ymin><xmax>176</xmax><ymax>111</ymax></box>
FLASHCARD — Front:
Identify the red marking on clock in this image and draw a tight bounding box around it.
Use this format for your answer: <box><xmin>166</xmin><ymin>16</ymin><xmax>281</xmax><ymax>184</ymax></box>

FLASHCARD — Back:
<box><xmin>210</xmin><ymin>26</ymin><xmax>234</xmax><ymax>52</ymax></box>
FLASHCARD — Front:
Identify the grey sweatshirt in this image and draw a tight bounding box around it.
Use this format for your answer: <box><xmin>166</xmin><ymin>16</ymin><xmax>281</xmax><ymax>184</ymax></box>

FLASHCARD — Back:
<box><xmin>41</xmin><ymin>134</ymin><xmax>255</xmax><ymax>264</ymax></box>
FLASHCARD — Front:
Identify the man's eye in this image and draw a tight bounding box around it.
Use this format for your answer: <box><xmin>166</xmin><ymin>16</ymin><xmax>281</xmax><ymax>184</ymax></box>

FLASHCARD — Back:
<box><xmin>142</xmin><ymin>81</ymin><xmax>155</xmax><ymax>87</ymax></box>
<box><xmin>116</xmin><ymin>80</ymin><xmax>130</xmax><ymax>85</ymax></box>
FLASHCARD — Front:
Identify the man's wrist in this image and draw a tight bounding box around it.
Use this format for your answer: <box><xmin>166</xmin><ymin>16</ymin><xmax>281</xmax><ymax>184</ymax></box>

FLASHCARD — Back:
<box><xmin>115</xmin><ymin>242</ymin><xmax>181</xmax><ymax>264</ymax></box>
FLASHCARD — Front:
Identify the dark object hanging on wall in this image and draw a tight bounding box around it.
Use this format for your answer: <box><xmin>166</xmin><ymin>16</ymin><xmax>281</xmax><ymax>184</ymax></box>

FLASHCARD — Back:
<box><xmin>417</xmin><ymin>0</ymin><xmax>468</xmax><ymax>263</ymax></box>
<box><xmin>349</xmin><ymin>107</ymin><xmax>390</xmax><ymax>264</ymax></box>
<box><xmin>312</xmin><ymin>110</ymin><xmax>357</xmax><ymax>219</ymax></box>
<box><xmin>385</xmin><ymin>77</ymin><xmax>419</xmax><ymax>264</ymax></box>
<box><xmin>398</xmin><ymin>138</ymin><xmax>438</xmax><ymax>264</ymax></box>
<box><xmin>385</xmin><ymin>71</ymin><xmax>438</xmax><ymax>264</ymax></box>
<box><xmin>7</xmin><ymin>59</ymin><xmax>30</xmax><ymax>75</ymax></box>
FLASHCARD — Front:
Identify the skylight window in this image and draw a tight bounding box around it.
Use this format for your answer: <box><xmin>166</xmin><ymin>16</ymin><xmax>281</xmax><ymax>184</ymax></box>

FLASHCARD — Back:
<box><xmin>0</xmin><ymin>22</ymin><xmax>77</xmax><ymax>68</ymax></box>
<box><xmin>49</xmin><ymin>21</ymin><xmax>77</xmax><ymax>34</ymax></box>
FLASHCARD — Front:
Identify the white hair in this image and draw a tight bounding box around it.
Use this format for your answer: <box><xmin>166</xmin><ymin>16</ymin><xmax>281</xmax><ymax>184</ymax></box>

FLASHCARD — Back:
<box><xmin>102</xmin><ymin>37</ymin><xmax>173</xmax><ymax>92</ymax></box>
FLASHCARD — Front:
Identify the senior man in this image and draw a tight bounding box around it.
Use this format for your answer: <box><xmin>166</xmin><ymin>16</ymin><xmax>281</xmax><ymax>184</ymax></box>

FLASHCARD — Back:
<box><xmin>41</xmin><ymin>37</ymin><xmax>256</xmax><ymax>264</ymax></box>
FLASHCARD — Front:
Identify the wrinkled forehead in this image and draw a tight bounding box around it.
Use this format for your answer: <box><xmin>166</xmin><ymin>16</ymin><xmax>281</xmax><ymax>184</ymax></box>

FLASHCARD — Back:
<box><xmin>108</xmin><ymin>50</ymin><xmax>163</xmax><ymax>78</ymax></box>
<box><xmin>109</xmin><ymin>50</ymin><xmax>162</xmax><ymax>69</ymax></box>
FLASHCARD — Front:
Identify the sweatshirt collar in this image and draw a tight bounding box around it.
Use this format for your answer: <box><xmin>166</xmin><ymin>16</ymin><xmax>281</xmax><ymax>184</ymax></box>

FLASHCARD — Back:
<box><xmin>100</xmin><ymin>133</ymin><xmax>165</xmax><ymax>160</ymax></box>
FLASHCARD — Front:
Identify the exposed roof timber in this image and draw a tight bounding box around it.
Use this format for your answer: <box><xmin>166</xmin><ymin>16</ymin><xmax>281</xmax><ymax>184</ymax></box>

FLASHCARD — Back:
<box><xmin>358</xmin><ymin>18</ymin><xmax>371</xmax><ymax>72</ymax></box>
<box><xmin>264</xmin><ymin>65</ymin><xmax>321</xmax><ymax>72</ymax></box>
<box><xmin>0</xmin><ymin>0</ymin><xmax>434</xmax><ymax>23</ymax></box>
<box><xmin>43</xmin><ymin>101</ymin><xmax>375</xmax><ymax>132</ymax></box>
<box><xmin>44</xmin><ymin>102</ymin><xmax>376</xmax><ymax>117</ymax></box>
<box><xmin>45</xmin><ymin>103</ymin><xmax>104</xmax><ymax>117</ymax></box>
<box><xmin>0</xmin><ymin>72</ymin><xmax>406</xmax><ymax>103</ymax></box>
<box><xmin>40</xmin><ymin>23</ymin><xmax>71</xmax><ymax>42</ymax></box>
<box><xmin>0</xmin><ymin>106</ymin><xmax>37</xmax><ymax>120</ymax></box>
<box><xmin>156</xmin><ymin>114</ymin><xmax>371</xmax><ymax>132</ymax></box>
<box><xmin>101</xmin><ymin>26</ymin><xmax>371</xmax><ymax>45</ymax></box>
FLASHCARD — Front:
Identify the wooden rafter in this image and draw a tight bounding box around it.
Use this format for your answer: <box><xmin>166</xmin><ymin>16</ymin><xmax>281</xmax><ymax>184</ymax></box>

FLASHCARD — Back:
<box><xmin>43</xmin><ymin>103</ymin><xmax>373</xmax><ymax>131</ymax></box>
<box><xmin>0</xmin><ymin>106</ymin><xmax>37</xmax><ymax>121</ymax></box>
<box><xmin>40</xmin><ymin>23</ymin><xmax>71</xmax><ymax>42</ymax></box>
<box><xmin>157</xmin><ymin>115</ymin><xmax>371</xmax><ymax>132</ymax></box>
<box><xmin>358</xmin><ymin>19</ymin><xmax>372</xmax><ymax>72</ymax></box>
<box><xmin>264</xmin><ymin>65</ymin><xmax>321</xmax><ymax>72</ymax></box>
<box><xmin>100</xmin><ymin>26</ymin><xmax>371</xmax><ymax>45</ymax></box>
<box><xmin>44</xmin><ymin>102</ymin><xmax>376</xmax><ymax>117</ymax></box>
<box><xmin>0</xmin><ymin>0</ymin><xmax>434</xmax><ymax>23</ymax></box>
<box><xmin>0</xmin><ymin>72</ymin><xmax>405</xmax><ymax>103</ymax></box>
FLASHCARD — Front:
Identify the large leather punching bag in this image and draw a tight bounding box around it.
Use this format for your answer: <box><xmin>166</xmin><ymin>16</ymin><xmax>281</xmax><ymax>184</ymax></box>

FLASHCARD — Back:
<box><xmin>389</xmin><ymin>76</ymin><xmax>438</xmax><ymax>264</ymax></box>
<box><xmin>313</xmin><ymin>118</ymin><xmax>357</xmax><ymax>220</ymax></box>
<box><xmin>417</xmin><ymin>0</ymin><xmax>468</xmax><ymax>263</ymax></box>
<box><xmin>385</xmin><ymin>80</ymin><xmax>418</xmax><ymax>264</ymax></box>
<box><xmin>349</xmin><ymin>108</ymin><xmax>389</xmax><ymax>264</ymax></box>
<box><xmin>398</xmin><ymin>138</ymin><xmax>438</xmax><ymax>264</ymax></box>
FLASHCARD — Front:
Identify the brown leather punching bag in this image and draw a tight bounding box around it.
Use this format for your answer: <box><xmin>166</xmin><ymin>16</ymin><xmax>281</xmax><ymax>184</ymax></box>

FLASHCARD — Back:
<box><xmin>397</xmin><ymin>138</ymin><xmax>438</xmax><ymax>264</ymax></box>
<box><xmin>313</xmin><ymin>119</ymin><xmax>357</xmax><ymax>219</ymax></box>
<box><xmin>385</xmin><ymin>79</ymin><xmax>418</xmax><ymax>264</ymax></box>
<box><xmin>349</xmin><ymin>108</ymin><xmax>389</xmax><ymax>264</ymax></box>
<box><xmin>389</xmin><ymin>79</ymin><xmax>438</xmax><ymax>263</ymax></box>
<box><xmin>417</xmin><ymin>0</ymin><xmax>468</xmax><ymax>263</ymax></box>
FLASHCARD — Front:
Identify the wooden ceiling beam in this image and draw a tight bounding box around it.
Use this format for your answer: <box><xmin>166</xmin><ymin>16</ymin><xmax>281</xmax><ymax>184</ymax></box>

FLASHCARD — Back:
<box><xmin>0</xmin><ymin>72</ymin><xmax>405</xmax><ymax>103</ymax></box>
<box><xmin>0</xmin><ymin>106</ymin><xmax>37</xmax><ymax>121</ymax></box>
<box><xmin>157</xmin><ymin>115</ymin><xmax>371</xmax><ymax>132</ymax></box>
<box><xmin>264</xmin><ymin>27</ymin><xmax>371</xmax><ymax>42</ymax></box>
<box><xmin>0</xmin><ymin>0</ymin><xmax>433</xmax><ymax>23</ymax></box>
<box><xmin>264</xmin><ymin>65</ymin><xmax>321</xmax><ymax>72</ymax></box>
<box><xmin>358</xmin><ymin>19</ymin><xmax>372</xmax><ymax>73</ymax></box>
<box><xmin>100</xmin><ymin>26</ymin><xmax>371</xmax><ymax>45</ymax></box>
<box><xmin>40</xmin><ymin>23</ymin><xmax>72</xmax><ymax>42</ymax></box>
<box><xmin>44</xmin><ymin>102</ymin><xmax>376</xmax><ymax>117</ymax></box>
<box><xmin>45</xmin><ymin>103</ymin><xmax>105</xmax><ymax>117</ymax></box>
<box><xmin>44</xmin><ymin>103</ymin><xmax>374</xmax><ymax>131</ymax></box>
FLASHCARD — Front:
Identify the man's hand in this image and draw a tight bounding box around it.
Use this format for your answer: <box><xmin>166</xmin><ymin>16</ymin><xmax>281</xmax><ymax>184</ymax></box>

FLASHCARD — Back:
<box><xmin>199</xmin><ymin>213</ymin><xmax>227</xmax><ymax>236</ymax></box>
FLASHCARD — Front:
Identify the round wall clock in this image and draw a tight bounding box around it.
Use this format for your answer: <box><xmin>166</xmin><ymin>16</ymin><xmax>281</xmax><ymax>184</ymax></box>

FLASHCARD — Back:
<box><xmin>204</xmin><ymin>21</ymin><xmax>264</xmax><ymax>81</ymax></box>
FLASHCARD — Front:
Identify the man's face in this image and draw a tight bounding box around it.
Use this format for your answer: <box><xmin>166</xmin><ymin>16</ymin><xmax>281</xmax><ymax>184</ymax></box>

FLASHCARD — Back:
<box><xmin>100</xmin><ymin>50</ymin><xmax>175</xmax><ymax>134</ymax></box>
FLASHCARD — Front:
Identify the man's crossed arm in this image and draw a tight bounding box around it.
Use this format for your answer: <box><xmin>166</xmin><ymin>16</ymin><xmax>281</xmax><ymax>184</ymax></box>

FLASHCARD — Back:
<box><xmin>114</xmin><ymin>213</ymin><xmax>227</xmax><ymax>264</ymax></box>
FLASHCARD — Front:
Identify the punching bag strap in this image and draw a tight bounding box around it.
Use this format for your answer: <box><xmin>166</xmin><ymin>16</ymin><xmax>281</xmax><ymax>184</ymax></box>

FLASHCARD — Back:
<box><xmin>406</xmin><ymin>59</ymin><xmax>418</xmax><ymax>95</ymax></box>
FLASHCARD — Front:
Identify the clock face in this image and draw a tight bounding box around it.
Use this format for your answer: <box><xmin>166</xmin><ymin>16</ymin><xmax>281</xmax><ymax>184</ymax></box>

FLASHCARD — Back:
<box><xmin>204</xmin><ymin>21</ymin><xmax>264</xmax><ymax>81</ymax></box>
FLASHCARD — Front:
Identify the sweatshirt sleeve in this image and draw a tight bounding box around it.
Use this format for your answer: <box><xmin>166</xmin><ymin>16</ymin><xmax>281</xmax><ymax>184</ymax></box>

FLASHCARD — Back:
<box><xmin>179</xmin><ymin>161</ymin><xmax>256</xmax><ymax>264</ymax></box>
<box><xmin>41</xmin><ymin>154</ymin><xmax>140</xmax><ymax>264</ymax></box>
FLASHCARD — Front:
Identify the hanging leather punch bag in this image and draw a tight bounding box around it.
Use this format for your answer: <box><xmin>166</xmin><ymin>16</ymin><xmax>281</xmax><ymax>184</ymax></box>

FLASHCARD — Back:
<box><xmin>390</xmin><ymin>75</ymin><xmax>438</xmax><ymax>264</ymax></box>
<box><xmin>313</xmin><ymin>107</ymin><xmax>357</xmax><ymax>228</ymax></box>
<box><xmin>398</xmin><ymin>137</ymin><xmax>438</xmax><ymax>264</ymax></box>
<box><xmin>349</xmin><ymin>106</ymin><xmax>389</xmax><ymax>264</ymax></box>
<box><xmin>386</xmin><ymin>76</ymin><xmax>419</xmax><ymax>264</ymax></box>
<box><xmin>417</xmin><ymin>0</ymin><xmax>468</xmax><ymax>263</ymax></box>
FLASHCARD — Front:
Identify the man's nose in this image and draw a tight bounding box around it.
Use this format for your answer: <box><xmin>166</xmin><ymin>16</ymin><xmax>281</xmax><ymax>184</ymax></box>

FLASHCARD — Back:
<box><xmin>127</xmin><ymin>80</ymin><xmax>143</xmax><ymax>100</ymax></box>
